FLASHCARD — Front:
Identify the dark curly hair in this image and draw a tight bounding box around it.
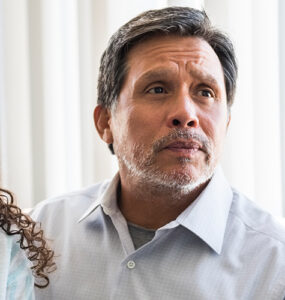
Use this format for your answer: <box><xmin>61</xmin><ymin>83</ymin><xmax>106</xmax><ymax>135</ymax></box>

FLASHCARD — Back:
<box><xmin>0</xmin><ymin>188</ymin><xmax>55</xmax><ymax>288</ymax></box>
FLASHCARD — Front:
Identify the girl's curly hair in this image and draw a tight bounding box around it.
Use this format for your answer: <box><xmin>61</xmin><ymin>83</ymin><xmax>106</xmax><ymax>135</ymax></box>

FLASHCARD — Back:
<box><xmin>0</xmin><ymin>188</ymin><xmax>55</xmax><ymax>288</ymax></box>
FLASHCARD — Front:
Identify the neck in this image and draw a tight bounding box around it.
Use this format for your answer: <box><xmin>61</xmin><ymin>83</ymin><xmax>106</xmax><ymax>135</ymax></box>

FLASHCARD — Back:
<box><xmin>118</xmin><ymin>172</ymin><xmax>210</xmax><ymax>230</ymax></box>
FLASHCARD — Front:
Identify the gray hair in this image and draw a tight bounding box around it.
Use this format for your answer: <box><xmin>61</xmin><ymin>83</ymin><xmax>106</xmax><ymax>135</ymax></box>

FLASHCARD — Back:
<box><xmin>97</xmin><ymin>6</ymin><xmax>238</xmax><ymax>109</ymax></box>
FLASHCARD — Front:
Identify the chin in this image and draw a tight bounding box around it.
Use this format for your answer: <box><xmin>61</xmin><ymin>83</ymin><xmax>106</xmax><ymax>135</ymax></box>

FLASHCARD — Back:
<box><xmin>161</xmin><ymin>162</ymin><xmax>207</xmax><ymax>180</ymax></box>
<box><xmin>142</xmin><ymin>165</ymin><xmax>214</xmax><ymax>195</ymax></box>
<box><xmin>120</xmin><ymin>150</ymin><xmax>216</xmax><ymax>193</ymax></box>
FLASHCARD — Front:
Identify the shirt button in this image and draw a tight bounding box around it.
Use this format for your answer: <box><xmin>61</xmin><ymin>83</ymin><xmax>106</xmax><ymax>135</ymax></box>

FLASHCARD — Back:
<box><xmin>127</xmin><ymin>260</ymin><xmax>136</xmax><ymax>269</ymax></box>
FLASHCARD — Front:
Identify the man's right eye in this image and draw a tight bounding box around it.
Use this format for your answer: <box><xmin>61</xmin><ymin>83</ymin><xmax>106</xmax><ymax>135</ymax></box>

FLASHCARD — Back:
<box><xmin>147</xmin><ymin>87</ymin><xmax>166</xmax><ymax>94</ymax></box>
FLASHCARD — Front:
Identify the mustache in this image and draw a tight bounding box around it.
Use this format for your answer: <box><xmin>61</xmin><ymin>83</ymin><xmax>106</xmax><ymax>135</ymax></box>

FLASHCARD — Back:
<box><xmin>152</xmin><ymin>129</ymin><xmax>211</xmax><ymax>154</ymax></box>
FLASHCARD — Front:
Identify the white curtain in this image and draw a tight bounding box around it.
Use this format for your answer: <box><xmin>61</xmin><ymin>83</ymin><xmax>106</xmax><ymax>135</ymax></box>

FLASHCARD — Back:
<box><xmin>0</xmin><ymin>0</ymin><xmax>283</xmax><ymax>217</ymax></box>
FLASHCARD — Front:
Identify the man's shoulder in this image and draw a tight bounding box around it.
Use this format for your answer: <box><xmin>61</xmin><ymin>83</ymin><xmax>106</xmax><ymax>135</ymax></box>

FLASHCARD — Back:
<box><xmin>31</xmin><ymin>179</ymin><xmax>111</xmax><ymax>222</ymax></box>
<box><xmin>229</xmin><ymin>188</ymin><xmax>285</xmax><ymax>246</ymax></box>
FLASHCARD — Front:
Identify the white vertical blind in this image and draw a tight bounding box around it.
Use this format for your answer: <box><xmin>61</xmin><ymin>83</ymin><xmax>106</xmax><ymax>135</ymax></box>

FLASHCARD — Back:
<box><xmin>41</xmin><ymin>0</ymin><xmax>83</xmax><ymax>198</ymax></box>
<box><xmin>77</xmin><ymin>0</ymin><xmax>99</xmax><ymax>186</ymax></box>
<box><xmin>41</xmin><ymin>0</ymin><xmax>67</xmax><ymax>196</ymax></box>
<box><xmin>279</xmin><ymin>0</ymin><xmax>285</xmax><ymax>216</ymax></box>
<box><xmin>0</xmin><ymin>0</ymin><xmax>6</xmax><ymax>184</ymax></box>
<box><xmin>0</xmin><ymin>0</ymin><xmax>33</xmax><ymax>208</ymax></box>
<box><xmin>61</xmin><ymin>0</ymin><xmax>82</xmax><ymax>194</ymax></box>
<box><xmin>82</xmin><ymin>0</ymin><xmax>118</xmax><ymax>184</ymax></box>
<box><xmin>251</xmin><ymin>0</ymin><xmax>281</xmax><ymax>215</ymax></box>
<box><xmin>27</xmin><ymin>0</ymin><xmax>46</xmax><ymax>202</ymax></box>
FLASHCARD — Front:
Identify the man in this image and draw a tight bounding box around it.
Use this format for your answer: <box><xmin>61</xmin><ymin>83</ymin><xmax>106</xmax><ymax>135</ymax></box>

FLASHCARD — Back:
<box><xmin>32</xmin><ymin>7</ymin><xmax>285</xmax><ymax>299</ymax></box>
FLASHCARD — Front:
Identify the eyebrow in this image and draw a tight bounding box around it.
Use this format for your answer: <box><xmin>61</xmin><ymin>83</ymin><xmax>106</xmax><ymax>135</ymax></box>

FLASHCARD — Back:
<box><xmin>137</xmin><ymin>69</ymin><xmax>175</xmax><ymax>83</ymax></box>
<box><xmin>189</xmin><ymin>69</ymin><xmax>220</xmax><ymax>87</ymax></box>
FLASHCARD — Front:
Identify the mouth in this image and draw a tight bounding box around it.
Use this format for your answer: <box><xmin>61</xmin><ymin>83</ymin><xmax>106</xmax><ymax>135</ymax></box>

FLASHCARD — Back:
<box><xmin>163</xmin><ymin>140</ymin><xmax>204</xmax><ymax>155</ymax></box>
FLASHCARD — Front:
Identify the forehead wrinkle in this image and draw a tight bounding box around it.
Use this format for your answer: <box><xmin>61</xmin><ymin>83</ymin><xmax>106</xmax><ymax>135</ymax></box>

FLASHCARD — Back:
<box><xmin>128</xmin><ymin>44</ymin><xmax>209</xmax><ymax>69</ymax></box>
<box><xmin>136</xmin><ymin>51</ymin><xmax>207</xmax><ymax>67</ymax></box>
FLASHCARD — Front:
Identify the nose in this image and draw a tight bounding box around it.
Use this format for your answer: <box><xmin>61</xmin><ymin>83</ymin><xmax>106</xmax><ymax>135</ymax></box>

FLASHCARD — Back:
<box><xmin>166</xmin><ymin>91</ymin><xmax>199</xmax><ymax>129</ymax></box>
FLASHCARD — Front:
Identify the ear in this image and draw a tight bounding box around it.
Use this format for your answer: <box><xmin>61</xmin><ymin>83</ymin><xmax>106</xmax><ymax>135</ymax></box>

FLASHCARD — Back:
<box><xmin>94</xmin><ymin>105</ymin><xmax>113</xmax><ymax>144</ymax></box>
<box><xmin>226</xmin><ymin>111</ymin><xmax>231</xmax><ymax>129</ymax></box>
<box><xmin>227</xmin><ymin>111</ymin><xmax>232</xmax><ymax>128</ymax></box>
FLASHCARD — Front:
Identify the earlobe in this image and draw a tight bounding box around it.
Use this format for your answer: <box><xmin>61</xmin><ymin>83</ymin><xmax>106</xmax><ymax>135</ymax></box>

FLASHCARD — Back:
<box><xmin>94</xmin><ymin>105</ymin><xmax>113</xmax><ymax>144</ymax></box>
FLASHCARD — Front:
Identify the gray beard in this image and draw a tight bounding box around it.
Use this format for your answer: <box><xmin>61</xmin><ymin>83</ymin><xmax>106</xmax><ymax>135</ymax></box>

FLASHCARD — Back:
<box><xmin>116</xmin><ymin>129</ymin><xmax>216</xmax><ymax>197</ymax></box>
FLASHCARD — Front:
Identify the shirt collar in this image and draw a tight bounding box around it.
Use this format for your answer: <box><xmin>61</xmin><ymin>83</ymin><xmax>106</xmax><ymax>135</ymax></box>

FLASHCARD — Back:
<box><xmin>78</xmin><ymin>173</ymin><xmax>120</xmax><ymax>223</ymax></box>
<box><xmin>78</xmin><ymin>166</ymin><xmax>233</xmax><ymax>255</ymax></box>
<box><xmin>175</xmin><ymin>165</ymin><xmax>233</xmax><ymax>254</ymax></box>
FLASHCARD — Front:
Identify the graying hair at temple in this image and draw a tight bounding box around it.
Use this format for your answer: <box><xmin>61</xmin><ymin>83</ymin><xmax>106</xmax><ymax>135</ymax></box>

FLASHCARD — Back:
<box><xmin>97</xmin><ymin>6</ymin><xmax>238</xmax><ymax>110</ymax></box>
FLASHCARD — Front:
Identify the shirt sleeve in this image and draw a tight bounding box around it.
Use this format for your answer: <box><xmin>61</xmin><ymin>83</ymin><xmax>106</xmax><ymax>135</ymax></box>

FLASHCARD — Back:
<box><xmin>6</xmin><ymin>240</ymin><xmax>35</xmax><ymax>300</ymax></box>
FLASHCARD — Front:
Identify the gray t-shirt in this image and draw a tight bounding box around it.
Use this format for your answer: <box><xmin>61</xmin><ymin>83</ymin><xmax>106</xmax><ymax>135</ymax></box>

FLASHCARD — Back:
<box><xmin>127</xmin><ymin>222</ymin><xmax>156</xmax><ymax>249</ymax></box>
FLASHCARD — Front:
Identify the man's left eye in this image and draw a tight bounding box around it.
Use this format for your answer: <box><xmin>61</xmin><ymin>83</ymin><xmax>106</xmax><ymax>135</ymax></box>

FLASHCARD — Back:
<box><xmin>198</xmin><ymin>89</ymin><xmax>214</xmax><ymax>98</ymax></box>
<box><xmin>147</xmin><ymin>87</ymin><xmax>166</xmax><ymax>94</ymax></box>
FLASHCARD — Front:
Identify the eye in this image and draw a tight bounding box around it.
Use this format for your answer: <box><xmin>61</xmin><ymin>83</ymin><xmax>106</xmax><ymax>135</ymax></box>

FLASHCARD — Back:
<box><xmin>147</xmin><ymin>86</ymin><xmax>167</xmax><ymax>94</ymax></box>
<box><xmin>197</xmin><ymin>89</ymin><xmax>215</xmax><ymax>98</ymax></box>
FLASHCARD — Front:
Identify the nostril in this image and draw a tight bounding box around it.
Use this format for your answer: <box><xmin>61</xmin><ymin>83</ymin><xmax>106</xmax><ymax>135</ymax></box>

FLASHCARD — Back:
<box><xmin>172</xmin><ymin>119</ymin><xmax>180</xmax><ymax>126</ymax></box>
<box><xmin>187</xmin><ymin>120</ymin><xmax>196</xmax><ymax>127</ymax></box>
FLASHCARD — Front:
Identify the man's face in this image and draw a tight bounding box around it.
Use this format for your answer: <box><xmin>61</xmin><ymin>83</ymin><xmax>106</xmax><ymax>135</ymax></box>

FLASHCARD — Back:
<box><xmin>107</xmin><ymin>35</ymin><xmax>229</xmax><ymax>192</ymax></box>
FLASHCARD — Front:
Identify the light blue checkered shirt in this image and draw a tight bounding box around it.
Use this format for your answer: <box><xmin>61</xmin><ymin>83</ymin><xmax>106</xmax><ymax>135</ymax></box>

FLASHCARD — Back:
<box><xmin>32</xmin><ymin>166</ymin><xmax>285</xmax><ymax>299</ymax></box>
<box><xmin>0</xmin><ymin>231</ymin><xmax>34</xmax><ymax>300</ymax></box>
